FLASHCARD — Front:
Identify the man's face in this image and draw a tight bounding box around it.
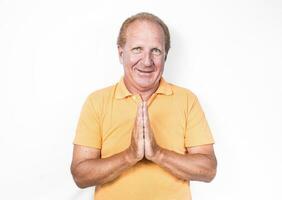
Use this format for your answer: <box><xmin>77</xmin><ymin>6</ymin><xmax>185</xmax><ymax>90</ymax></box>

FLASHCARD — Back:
<box><xmin>118</xmin><ymin>20</ymin><xmax>166</xmax><ymax>92</ymax></box>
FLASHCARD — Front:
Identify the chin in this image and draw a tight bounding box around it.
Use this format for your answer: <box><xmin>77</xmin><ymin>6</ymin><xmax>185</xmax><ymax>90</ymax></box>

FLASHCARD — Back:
<box><xmin>134</xmin><ymin>78</ymin><xmax>158</xmax><ymax>90</ymax></box>
<box><xmin>136</xmin><ymin>83</ymin><xmax>154</xmax><ymax>89</ymax></box>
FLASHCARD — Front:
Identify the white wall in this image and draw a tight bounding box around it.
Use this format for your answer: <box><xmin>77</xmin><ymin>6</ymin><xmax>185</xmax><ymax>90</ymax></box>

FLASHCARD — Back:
<box><xmin>1</xmin><ymin>0</ymin><xmax>282</xmax><ymax>199</ymax></box>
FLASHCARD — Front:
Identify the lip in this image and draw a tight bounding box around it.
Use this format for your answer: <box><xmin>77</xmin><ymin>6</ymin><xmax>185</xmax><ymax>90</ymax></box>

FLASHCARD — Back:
<box><xmin>136</xmin><ymin>69</ymin><xmax>154</xmax><ymax>73</ymax></box>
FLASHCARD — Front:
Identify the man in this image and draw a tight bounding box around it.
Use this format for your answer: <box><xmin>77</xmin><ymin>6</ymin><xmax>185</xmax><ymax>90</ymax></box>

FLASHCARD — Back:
<box><xmin>71</xmin><ymin>12</ymin><xmax>217</xmax><ymax>200</ymax></box>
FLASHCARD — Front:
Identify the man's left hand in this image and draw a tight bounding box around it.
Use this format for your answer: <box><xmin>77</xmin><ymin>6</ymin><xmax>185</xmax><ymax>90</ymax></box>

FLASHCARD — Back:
<box><xmin>143</xmin><ymin>101</ymin><xmax>162</xmax><ymax>161</ymax></box>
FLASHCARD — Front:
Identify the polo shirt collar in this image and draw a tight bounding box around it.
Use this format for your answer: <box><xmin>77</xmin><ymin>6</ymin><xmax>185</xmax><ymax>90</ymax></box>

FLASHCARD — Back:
<box><xmin>115</xmin><ymin>77</ymin><xmax>132</xmax><ymax>99</ymax></box>
<box><xmin>155</xmin><ymin>77</ymin><xmax>173</xmax><ymax>95</ymax></box>
<box><xmin>115</xmin><ymin>77</ymin><xmax>173</xmax><ymax>99</ymax></box>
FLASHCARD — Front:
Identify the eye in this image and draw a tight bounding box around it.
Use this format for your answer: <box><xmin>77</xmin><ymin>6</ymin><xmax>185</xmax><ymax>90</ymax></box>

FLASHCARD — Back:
<box><xmin>152</xmin><ymin>48</ymin><xmax>162</xmax><ymax>56</ymax></box>
<box><xmin>132</xmin><ymin>47</ymin><xmax>142</xmax><ymax>54</ymax></box>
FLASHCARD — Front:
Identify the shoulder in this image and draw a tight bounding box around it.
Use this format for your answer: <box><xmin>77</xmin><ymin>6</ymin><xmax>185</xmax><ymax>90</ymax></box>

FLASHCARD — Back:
<box><xmin>165</xmin><ymin>81</ymin><xmax>201</xmax><ymax>112</ymax></box>
<box><xmin>88</xmin><ymin>84</ymin><xmax>116</xmax><ymax>99</ymax></box>
<box><xmin>84</xmin><ymin>83</ymin><xmax>118</xmax><ymax>109</ymax></box>
<box><xmin>167</xmin><ymin>82</ymin><xmax>205</xmax><ymax>116</ymax></box>
<box><xmin>168</xmin><ymin>81</ymin><xmax>198</xmax><ymax>101</ymax></box>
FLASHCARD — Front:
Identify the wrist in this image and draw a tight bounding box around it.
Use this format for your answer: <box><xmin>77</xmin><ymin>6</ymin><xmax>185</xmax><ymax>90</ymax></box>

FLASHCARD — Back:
<box><xmin>150</xmin><ymin>146</ymin><xmax>164</xmax><ymax>164</ymax></box>
<box><xmin>124</xmin><ymin>147</ymin><xmax>140</xmax><ymax>166</ymax></box>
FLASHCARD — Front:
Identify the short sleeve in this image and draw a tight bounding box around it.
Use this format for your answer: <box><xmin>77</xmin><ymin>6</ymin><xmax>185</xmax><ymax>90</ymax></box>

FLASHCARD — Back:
<box><xmin>184</xmin><ymin>95</ymin><xmax>214</xmax><ymax>147</ymax></box>
<box><xmin>73</xmin><ymin>95</ymin><xmax>102</xmax><ymax>149</ymax></box>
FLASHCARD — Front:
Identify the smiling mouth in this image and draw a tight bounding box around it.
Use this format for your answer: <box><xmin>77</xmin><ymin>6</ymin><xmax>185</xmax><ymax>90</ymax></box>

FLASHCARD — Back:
<box><xmin>136</xmin><ymin>69</ymin><xmax>154</xmax><ymax>73</ymax></box>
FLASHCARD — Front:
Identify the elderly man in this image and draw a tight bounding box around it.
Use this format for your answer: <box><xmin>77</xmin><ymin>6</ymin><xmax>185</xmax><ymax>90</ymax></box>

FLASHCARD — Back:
<box><xmin>71</xmin><ymin>12</ymin><xmax>217</xmax><ymax>200</ymax></box>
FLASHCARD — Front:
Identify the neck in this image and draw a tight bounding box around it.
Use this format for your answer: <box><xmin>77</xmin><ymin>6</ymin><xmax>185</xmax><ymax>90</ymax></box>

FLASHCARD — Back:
<box><xmin>124</xmin><ymin>79</ymin><xmax>160</xmax><ymax>101</ymax></box>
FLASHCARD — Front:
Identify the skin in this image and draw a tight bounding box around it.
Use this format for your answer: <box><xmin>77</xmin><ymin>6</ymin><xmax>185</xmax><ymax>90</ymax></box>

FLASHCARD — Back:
<box><xmin>71</xmin><ymin>20</ymin><xmax>217</xmax><ymax>188</ymax></box>
<box><xmin>118</xmin><ymin>20</ymin><xmax>166</xmax><ymax>101</ymax></box>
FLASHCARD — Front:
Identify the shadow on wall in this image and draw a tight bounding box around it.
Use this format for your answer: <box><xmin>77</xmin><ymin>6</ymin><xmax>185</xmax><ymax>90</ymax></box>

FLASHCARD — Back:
<box><xmin>164</xmin><ymin>28</ymin><xmax>191</xmax><ymax>83</ymax></box>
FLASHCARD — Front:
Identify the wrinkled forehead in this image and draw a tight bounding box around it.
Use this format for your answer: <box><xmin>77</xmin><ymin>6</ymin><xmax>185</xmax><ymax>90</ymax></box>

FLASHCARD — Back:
<box><xmin>125</xmin><ymin>20</ymin><xmax>165</xmax><ymax>45</ymax></box>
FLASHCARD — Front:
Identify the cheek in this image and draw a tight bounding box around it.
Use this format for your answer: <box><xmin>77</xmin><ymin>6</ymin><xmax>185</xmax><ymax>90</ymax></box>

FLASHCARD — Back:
<box><xmin>127</xmin><ymin>55</ymin><xmax>142</xmax><ymax>67</ymax></box>
<box><xmin>154</xmin><ymin>59</ymin><xmax>165</xmax><ymax>70</ymax></box>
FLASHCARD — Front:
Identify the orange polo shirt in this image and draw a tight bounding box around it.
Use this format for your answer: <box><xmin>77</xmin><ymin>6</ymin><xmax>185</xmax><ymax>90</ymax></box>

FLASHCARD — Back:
<box><xmin>74</xmin><ymin>77</ymin><xmax>214</xmax><ymax>200</ymax></box>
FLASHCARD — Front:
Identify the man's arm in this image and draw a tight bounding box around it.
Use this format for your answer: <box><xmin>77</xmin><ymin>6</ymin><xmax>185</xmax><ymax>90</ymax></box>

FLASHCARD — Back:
<box><xmin>70</xmin><ymin>145</ymin><xmax>138</xmax><ymax>188</ymax></box>
<box><xmin>143</xmin><ymin>102</ymin><xmax>217</xmax><ymax>182</ymax></box>
<box><xmin>150</xmin><ymin>144</ymin><xmax>217</xmax><ymax>182</ymax></box>
<box><xmin>71</xmin><ymin>103</ymin><xmax>145</xmax><ymax>188</ymax></box>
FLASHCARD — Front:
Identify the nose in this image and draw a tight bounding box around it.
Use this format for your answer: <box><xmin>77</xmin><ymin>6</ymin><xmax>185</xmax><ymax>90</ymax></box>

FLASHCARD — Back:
<box><xmin>141</xmin><ymin>51</ymin><xmax>153</xmax><ymax>67</ymax></box>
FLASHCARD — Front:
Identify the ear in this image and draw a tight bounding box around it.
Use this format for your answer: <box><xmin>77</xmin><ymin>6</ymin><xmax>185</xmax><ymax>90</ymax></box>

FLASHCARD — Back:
<box><xmin>118</xmin><ymin>46</ymin><xmax>124</xmax><ymax>64</ymax></box>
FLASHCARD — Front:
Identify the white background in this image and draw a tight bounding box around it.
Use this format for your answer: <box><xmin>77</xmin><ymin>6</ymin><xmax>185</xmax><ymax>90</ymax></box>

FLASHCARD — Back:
<box><xmin>1</xmin><ymin>0</ymin><xmax>282</xmax><ymax>199</ymax></box>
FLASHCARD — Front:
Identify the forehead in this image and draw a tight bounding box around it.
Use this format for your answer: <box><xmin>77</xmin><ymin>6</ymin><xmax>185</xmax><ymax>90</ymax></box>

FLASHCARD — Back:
<box><xmin>125</xmin><ymin>20</ymin><xmax>165</xmax><ymax>46</ymax></box>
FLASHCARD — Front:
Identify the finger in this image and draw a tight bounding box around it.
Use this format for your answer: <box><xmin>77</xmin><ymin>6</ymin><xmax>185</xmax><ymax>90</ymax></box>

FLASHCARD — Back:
<box><xmin>135</xmin><ymin>102</ymin><xmax>144</xmax><ymax>138</ymax></box>
<box><xmin>143</xmin><ymin>101</ymin><xmax>152</xmax><ymax>140</ymax></box>
<box><xmin>138</xmin><ymin>102</ymin><xmax>144</xmax><ymax>126</ymax></box>
<box><xmin>133</xmin><ymin>103</ymin><xmax>141</xmax><ymax>133</ymax></box>
<box><xmin>143</xmin><ymin>101</ymin><xmax>149</xmax><ymax>127</ymax></box>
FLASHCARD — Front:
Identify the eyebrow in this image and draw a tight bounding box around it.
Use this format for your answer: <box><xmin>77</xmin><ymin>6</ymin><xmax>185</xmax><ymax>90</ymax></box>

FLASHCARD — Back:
<box><xmin>130</xmin><ymin>46</ymin><xmax>163</xmax><ymax>50</ymax></box>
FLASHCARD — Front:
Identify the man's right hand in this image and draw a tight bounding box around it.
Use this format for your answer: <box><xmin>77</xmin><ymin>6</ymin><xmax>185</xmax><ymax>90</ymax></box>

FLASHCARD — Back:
<box><xmin>126</xmin><ymin>102</ymin><xmax>145</xmax><ymax>163</ymax></box>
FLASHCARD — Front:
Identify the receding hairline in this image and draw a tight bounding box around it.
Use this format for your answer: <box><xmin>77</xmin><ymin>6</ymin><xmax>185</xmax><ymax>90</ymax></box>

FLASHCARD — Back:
<box><xmin>124</xmin><ymin>19</ymin><xmax>166</xmax><ymax>40</ymax></box>
<box><xmin>117</xmin><ymin>12</ymin><xmax>171</xmax><ymax>55</ymax></box>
